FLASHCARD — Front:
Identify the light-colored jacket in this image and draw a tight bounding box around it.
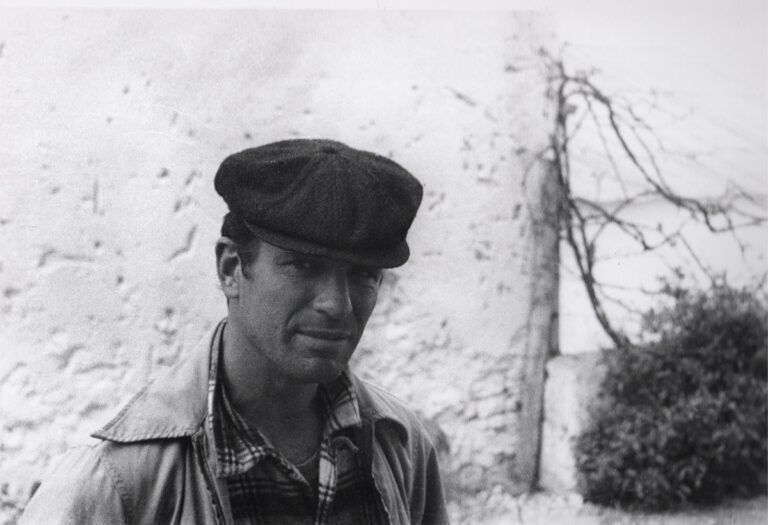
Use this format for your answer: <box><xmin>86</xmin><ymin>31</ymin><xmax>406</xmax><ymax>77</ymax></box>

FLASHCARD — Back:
<box><xmin>21</xmin><ymin>326</ymin><xmax>449</xmax><ymax>524</ymax></box>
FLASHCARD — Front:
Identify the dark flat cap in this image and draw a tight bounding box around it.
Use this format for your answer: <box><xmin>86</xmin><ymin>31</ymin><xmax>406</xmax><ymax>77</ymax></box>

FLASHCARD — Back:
<box><xmin>214</xmin><ymin>139</ymin><xmax>423</xmax><ymax>268</ymax></box>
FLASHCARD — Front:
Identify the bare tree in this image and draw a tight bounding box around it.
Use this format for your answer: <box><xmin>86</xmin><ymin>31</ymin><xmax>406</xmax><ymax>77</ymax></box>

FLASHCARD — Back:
<box><xmin>543</xmin><ymin>53</ymin><xmax>767</xmax><ymax>349</ymax></box>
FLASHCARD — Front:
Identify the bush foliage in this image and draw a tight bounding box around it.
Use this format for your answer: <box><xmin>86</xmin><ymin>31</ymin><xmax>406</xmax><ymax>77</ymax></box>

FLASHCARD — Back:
<box><xmin>575</xmin><ymin>282</ymin><xmax>768</xmax><ymax>510</ymax></box>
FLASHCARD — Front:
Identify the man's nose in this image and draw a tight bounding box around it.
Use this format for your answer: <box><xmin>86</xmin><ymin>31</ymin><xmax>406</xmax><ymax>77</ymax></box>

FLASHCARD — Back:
<box><xmin>312</xmin><ymin>273</ymin><xmax>353</xmax><ymax>319</ymax></box>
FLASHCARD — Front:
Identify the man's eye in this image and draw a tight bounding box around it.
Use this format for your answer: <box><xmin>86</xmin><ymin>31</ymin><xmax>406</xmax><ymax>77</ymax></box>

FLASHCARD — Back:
<box><xmin>352</xmin><ymin>268</ymin><xmax>382</xmax><ymax>283</ymax></box>
<box><xmin>287</xmin><ymin>259</ymin><xmax>317</xmax><ymax>271</ymax></box>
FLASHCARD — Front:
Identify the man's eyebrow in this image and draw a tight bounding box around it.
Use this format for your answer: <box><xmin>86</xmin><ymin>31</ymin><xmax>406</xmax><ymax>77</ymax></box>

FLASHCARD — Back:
<box><xmin>278</xmin><ymin>250</ymin><xmax>322</xmax><ymax>261</ymax></box>
<box><xmin>276</xmin><ymin>249</ymin><xmax>306</xmax><ymax>257</ymax></box>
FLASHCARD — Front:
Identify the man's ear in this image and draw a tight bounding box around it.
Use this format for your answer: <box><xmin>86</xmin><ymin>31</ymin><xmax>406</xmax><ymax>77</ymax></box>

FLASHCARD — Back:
<box><xmin>216</xmin><ymin>237</ymin><xmax>241</xmax><ymax>300</ymax></box>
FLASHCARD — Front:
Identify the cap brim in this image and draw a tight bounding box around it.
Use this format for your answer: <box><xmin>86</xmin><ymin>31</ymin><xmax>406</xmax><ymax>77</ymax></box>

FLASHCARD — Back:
<box><xmin>242</xmin><ymin>220</ymin><xmax>410</xmax><ymax>269</ymax></box>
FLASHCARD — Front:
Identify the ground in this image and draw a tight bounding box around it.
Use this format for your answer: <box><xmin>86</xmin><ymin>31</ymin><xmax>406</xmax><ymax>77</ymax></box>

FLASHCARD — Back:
<box><xmin>449</xmin><ymin>490</ymin><xmax>768</xmax><ymax>525</ymax></box>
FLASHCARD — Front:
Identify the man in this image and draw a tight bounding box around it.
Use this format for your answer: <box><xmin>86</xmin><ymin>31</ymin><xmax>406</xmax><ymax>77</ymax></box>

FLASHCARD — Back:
<box><xmin>22</xmin><ymin>139</ymin><xmax>448</xmax><ymax>524</ymax></box>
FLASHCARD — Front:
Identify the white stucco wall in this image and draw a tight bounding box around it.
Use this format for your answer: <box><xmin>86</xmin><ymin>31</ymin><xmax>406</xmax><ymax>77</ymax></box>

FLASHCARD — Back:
<box><xmin>538</xmin><ymin>352</ymin><xmax>605</xmax><ymax>493</ymax></box>
<box><xmin>0</xmin><ymin>9</ymin><xmax>557</xmax><ymax>521</ymax></box>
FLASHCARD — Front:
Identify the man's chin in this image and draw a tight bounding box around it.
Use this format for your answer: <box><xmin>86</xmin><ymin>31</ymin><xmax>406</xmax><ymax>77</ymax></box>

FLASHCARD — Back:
<box><xmin>288</xmin><ymin>356</ymin><xmax>348</xmax><ymax>385</ymax></box>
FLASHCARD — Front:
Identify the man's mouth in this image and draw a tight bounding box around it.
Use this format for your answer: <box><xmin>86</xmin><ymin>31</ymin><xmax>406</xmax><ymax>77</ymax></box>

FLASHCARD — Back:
<box><xmin>297</xmin><ymin>328</ymin><xmax>352</xmax><ymax>341</ymax></box>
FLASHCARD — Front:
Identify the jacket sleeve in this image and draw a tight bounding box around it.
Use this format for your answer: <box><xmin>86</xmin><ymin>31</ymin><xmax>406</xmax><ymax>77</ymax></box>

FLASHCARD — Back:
<box><xmin>19</xmin><ymin>445</ymin><xmax>128</xmax><ymax>525</ymax></box>
<box><xmin>417</xmin><ymin>440</ymin><xmax>450</xmax><ymax>525</ymax></box>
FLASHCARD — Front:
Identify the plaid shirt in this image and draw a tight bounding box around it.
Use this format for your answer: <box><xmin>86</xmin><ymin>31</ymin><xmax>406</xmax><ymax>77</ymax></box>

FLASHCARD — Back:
<box><xmin>207</xmin><ymin>336</ymin><xmax>382</xmax><ymax>524</ymax></box>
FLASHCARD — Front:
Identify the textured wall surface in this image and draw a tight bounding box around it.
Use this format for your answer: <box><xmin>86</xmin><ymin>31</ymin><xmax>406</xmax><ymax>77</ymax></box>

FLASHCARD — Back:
<box><xmin>538</xmin><ymin>353</ymin><xmax>606</xmax><ymax>493</ymax></box>
<box><xmin>0</xmin><ymin>10</ymin><xmax>556</xmax><ymax>520</ymax></box>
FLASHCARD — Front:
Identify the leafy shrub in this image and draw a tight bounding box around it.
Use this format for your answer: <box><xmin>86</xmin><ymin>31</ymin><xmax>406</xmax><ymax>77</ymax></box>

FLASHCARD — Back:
<box><xmin>575</xmin><ymin>282</ymin><xmax>767</xmax><ymax>510</ymax></box>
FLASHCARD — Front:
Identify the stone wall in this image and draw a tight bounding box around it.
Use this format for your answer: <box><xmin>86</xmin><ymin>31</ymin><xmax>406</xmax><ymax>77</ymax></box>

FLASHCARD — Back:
<box><xmin>0</xmin><ymin>10</ymin><xmax>556</xmax><ymax>521</ymax></box>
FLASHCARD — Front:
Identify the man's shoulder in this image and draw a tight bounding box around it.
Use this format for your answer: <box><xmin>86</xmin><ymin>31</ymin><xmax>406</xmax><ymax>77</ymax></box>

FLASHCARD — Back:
<box><xmin>355</xmin><ymin>377</ymin><xmax>418</xmax><ymax>420</ymax></box>
<box><xmin>351</xmin><ymin>374</ymin><xmax>445</xmax><ymax>452</ymax></box>
<box><xmin>43</xmin><ymin>437</ymin><xmax>191</xmax><ymax>490</ymax></box>
<box><xmin>351</xmin><ymin>376</ymin><xmax>451</xmax><ymax>524</ymax></box>
<box><xmin>22</xmin><ymin>437</ymin><xmax>195</xmax><ymax>524</ymax></box>
<box><xmin>21</xmin><ymin>442</ymin><xmax>127</xmax><ymax>524</ymax></box>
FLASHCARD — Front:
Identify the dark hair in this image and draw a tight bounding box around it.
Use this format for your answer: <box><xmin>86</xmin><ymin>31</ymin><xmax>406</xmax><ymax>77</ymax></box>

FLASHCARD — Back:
<box><xmin>221</xmin><ymin>212</ymin><xmax>259</xmax><ymax>273</ymax></box>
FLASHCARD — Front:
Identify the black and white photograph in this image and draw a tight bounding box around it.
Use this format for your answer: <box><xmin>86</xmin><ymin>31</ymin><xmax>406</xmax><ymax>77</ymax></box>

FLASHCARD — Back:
<box><xmin>0</xmin><ymin>1</ymin><xmax>766</xmax><ymax>523</ymax></box>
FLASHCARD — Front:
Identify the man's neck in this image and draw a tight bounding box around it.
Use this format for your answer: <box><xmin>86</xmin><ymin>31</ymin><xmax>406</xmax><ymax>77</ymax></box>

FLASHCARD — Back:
<box><xmin>220</xmin><ymin>320</ymin><xmax>321</xmax><ymax>436</ymax></box>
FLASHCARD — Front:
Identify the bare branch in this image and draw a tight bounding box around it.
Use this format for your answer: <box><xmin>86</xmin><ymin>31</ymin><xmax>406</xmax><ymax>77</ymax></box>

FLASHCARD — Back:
<box><xmin>541</xmin><ymin>52</ymin><xmax>767</xmax><ymax>348</ymax></box>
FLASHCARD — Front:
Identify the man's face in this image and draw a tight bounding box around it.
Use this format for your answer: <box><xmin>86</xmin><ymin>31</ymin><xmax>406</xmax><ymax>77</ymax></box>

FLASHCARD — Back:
<box><xmin>227</xmin><ymin>240</ymin><xmax>382</xmax><ymax>384</ymax></box>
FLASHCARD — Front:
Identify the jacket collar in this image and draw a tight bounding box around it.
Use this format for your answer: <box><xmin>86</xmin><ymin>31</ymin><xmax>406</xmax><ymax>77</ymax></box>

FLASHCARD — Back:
<box><xmin>92</xmin><ymin>320</ymin><xmax>407</xmax><ymax>444</ymax></box>
<box><xmin>349</xmin><ymin>374</ymin><xmax>410</xmax><ymax>443</ymax></box>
